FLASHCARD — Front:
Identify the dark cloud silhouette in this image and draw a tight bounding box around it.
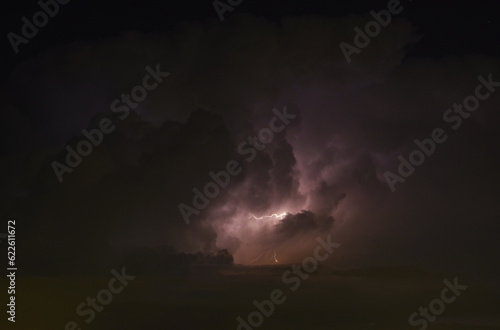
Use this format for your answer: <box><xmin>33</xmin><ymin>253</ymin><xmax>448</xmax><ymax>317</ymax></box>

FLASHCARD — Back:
<box><xmin>275</xmin><ymin>210</ymin><xmax>331</xmax><ymax>237</ymax></box>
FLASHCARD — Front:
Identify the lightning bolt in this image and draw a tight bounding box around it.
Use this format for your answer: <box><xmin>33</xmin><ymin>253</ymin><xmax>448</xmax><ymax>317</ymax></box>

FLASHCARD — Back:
<box><xmin>250</xmin><ymin>249</ymin><xmax>272</xmax><ymax>264</ymax></box>
<box><xmin>250</xmin><ymin>212</ymin><xmax>287</xmax><ymax>220</ymax></box>
<box><xmin>249</xmin><ymin>249</ymin><xmax>279</xmax><ymax>264</ymax></box>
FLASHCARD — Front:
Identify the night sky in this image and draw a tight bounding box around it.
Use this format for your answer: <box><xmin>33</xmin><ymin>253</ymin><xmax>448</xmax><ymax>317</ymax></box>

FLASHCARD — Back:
<box><xmin>1</xmin><ymin>0</ymin><xmax>500</xmax><ymax>329</ymax></box>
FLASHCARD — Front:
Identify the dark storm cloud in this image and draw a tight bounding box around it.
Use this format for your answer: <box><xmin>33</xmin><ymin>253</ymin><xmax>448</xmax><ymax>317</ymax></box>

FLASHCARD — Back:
<box><xmin>275</xmin><ymin>210</ymin><xmax>334</xmax><ymax>237</ymax></box>
<box><xmin>0</xmin><ymin>14</ymin><xmax>416</xmax><ymax>152</ymax></box>
<box><xmin>1</xmin><ymin>109</ymin><xmax>239</xmax><ymax>274</ymax></box>
<box><xmin>1</xmin><ymin>12</ymin><xmax>499</xmax><ymax>274</ymax></box>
